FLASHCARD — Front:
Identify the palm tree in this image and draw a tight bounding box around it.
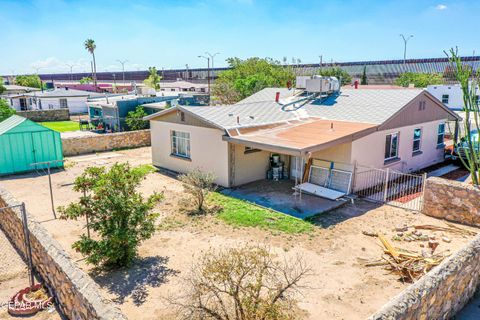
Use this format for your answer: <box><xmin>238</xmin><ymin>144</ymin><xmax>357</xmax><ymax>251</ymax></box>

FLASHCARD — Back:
<box><xmin>84</xmin><ymin>39</ymin><xmax>97</xmax><ymax>87</ymax></box>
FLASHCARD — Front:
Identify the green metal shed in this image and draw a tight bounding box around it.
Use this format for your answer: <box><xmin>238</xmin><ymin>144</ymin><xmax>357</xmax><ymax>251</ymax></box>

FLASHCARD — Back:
<box><xmin>0</xmin><ymin>115</ymin><xmax>63</xmax><ymax>175</ymax></box>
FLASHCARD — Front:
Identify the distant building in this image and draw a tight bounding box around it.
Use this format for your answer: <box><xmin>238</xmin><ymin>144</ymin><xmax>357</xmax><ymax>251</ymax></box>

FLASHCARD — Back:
<box><xmin>7</xmin><ymin>88</ymin><xmax>104</xmax><ymax>114</ymax></box>
<box><xmin>427</xmin><ymin>84</ymin><xmax>480</xmax><ymax>111</ymax></box>
<box><xmin>1</xmin><ymin>84</ymin><xmax>40</xmax><ymax>95</ymax></box>
<box><xmin>159</xmin><ymin>80</ymin><xmax>208</xmax><ymax>93</ymax></box>
<box><xmin>87</xmin><ymin>94</ymin><xmax>180</xmax><ymax>132</ymax></box>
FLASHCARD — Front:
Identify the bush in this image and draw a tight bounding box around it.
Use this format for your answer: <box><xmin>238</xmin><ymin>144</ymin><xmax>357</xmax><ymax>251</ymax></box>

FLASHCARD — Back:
<box><xmin>126</xmin><ymin>106</ymin><xmax>149</xmax><ymax>131</ymax></box>
<box><xmin>318</xmin><ymin>67</ymin><xmax>352</xmax><ymax>85</ymax></box>
<box><xmin>178</xmin><ymin>169</ymin><xmax>216</xmax><ymax>213</ymax></box>
<box><xmin>394</xmin><ymin>72</ymin><xmax>443</xmax><ymax>88</ymax></box>
<box><xmin>173</xmin><ymin>245</ymin><xmax>310</xmax><ymax>320</ymax></box>
<box><xmin>0</xmin><ymin>99</ymin><xmax>15</xmax><ymax>122</ymax></box>
<box><xmin>58</xmin><ymin>163</ymin><xmax>163</xmax><ymax>268</ymax></box>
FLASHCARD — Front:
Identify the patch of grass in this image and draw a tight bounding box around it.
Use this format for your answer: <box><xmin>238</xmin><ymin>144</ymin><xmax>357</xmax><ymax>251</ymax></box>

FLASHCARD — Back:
<box><xmin>132</xmin><ymin>164</ymin><xmax>157</xmax><ymax>176</ymax></box>
<box><xmin>209</xmin><ymin>192</ymin><xmax>314</xmax><ymax>234</ymax></box>
<box><xmin>39</xmin><ymin>121</ymin><xmax>80</xmax><ymax>132</ymax></box>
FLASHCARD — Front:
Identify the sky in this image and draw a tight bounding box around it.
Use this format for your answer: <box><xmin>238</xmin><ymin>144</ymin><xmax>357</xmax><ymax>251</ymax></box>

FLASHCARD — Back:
<box><xmin>0</xmin><ymin>0</ymin><xmax>479</xmax><ymax>75</ymax></box>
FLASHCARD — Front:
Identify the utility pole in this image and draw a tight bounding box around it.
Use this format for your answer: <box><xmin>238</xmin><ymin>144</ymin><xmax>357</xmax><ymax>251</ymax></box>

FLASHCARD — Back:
<box><xmin>319</xmin><ymin>55</ymin><xmax>323</xmax><ymax>73</ymax></box>
<box><xmin>185</xmin><ymin>64</ymin><xmax>189</xmax><ymax>80</ymax></box>
<box><xmin>198</xmin><ymin>55</ymin><xmax>211</xmax><ymax>93</ymax></box>
<box><xmin>117</xmin><ymin>59</ymin><xmax>128</xmax><ymax>84</ymax></box>
<box><xmin>66</xmin><ymin>63</ymin><xmax>75</xmax><ymax>81</ymax></box>
<box><xmin>400</xmin><ymin>34</ymin><xmax>414</xmax><ymax>65</ymax></box>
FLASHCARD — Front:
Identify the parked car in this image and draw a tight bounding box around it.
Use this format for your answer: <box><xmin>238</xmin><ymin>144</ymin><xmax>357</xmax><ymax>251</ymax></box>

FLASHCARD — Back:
<box><xmin>452</xmin><ymin>130</ymin><xmax>479</xmax><ymax>163</ymax></box>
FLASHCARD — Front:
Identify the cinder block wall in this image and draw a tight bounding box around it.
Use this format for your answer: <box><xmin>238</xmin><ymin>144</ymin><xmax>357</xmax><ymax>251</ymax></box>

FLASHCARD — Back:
<box><xmin>0</xmin><ymin>187</ymin><xmax>127</xmax><ymax>320</ymax></box>
<box><xmin>18</xmin><ymin>109</ymin><xmax>70</xmax><ymax>122</ymax></box>
<box><xmin>62</xmin><ymin>129</ymin><xmax>151</xmax><ymax>156</ymax></box>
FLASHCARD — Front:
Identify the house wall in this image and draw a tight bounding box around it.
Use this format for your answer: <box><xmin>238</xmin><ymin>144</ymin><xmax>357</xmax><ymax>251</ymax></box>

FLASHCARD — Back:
<box><xmin>39</xmin><ymin>96</ymin><xmax>88</xmax><ymax>114</ymax></box>
<box><xmin>352</xmin><ymin>119</ymin><xmax>445</xmax><ymax>172</ymax></box>
<box><xmin>311</xmin><ymin>142</ymin><xmax>352</xmax><ymax>168</ymax></box>
<box><xmin>427</xmin><ymin>84</ymin><xmax>465</xmax><ymax>110</ymax></box>
<box><xmin>150</xmin><ymin>121</ymin><xmax>230</xmax><ymax>187</ymax></box>
<box><xmin>10</xmin><ymin>96</ymin><xmax>88</xmax><ymax>114</ymax></box>
<box><xmin>231</xmin><ymin>145</ymin><xmax>271</xmax><ymax>186</ymax></box>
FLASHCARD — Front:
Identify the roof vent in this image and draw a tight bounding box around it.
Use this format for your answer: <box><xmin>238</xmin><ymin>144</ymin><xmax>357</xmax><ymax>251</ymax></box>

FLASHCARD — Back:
<box><xmin>237</xmin><ymin>116</ymin><xmax>240</xmax><ymax>124</ymax></box>
<box><xmin>228</xmin><ymin>113</ymin><xmax>233</xmax><ymax>117</ymax></box>
<box><xmin>249</xmin><ymin>115</ymin><xmax>254</xmax><ymax>119</ymax></box>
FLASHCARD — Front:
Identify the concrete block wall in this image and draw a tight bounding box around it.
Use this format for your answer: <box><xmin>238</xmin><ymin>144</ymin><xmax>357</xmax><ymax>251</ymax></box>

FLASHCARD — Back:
<box><xmin>0</xmin><ymin>187</ymin><xmax>127</xmax><ymax>320</ymax></box>
<box><xmin>62</xmin><ymin>129</ymin><xmax>151</xmax><ymax>156</ymax></box>
<box><xmin>18</xmin><ymin>109</ymin><xmax>70</xmax><ymax>122</ymax></box>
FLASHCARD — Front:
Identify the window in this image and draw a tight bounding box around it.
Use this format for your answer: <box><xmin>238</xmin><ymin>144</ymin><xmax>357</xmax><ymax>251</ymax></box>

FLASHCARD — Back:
<box><xmin>385</xmin><ymin>132</ymin><xmax>399</xmax><ymax>160</ymax></box>
<box><xmin>412</xmin><ymin>128</ymin><xmax>422</xmax><ymax>153</ymax></box>
<box><xmin>171</xmin><ymin>130</ymin><xmax>190</xmax><ymax>158</ymax></box>
<box><xmin>59</xmin><ymin>98</ymin><xmax>68</xmax><ymax>108</ymax></box>
<box><xmin>442</xmin><ymin>94</ymin><xmax>449</xmax><ymax>104</ymax></box>
<box><xmin>437</xmin><ymin>123</ymin><xmax>445</xmax><ymax>146</ymax></box>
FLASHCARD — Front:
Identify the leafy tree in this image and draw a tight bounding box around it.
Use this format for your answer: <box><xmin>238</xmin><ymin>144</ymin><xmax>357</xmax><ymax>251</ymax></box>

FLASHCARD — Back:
<box><xmin>126</xmin><ymin>106</ymin><xmax>149</xmax><ymax>131</ymax></box>
<box><xmin>179</xmin><ymin>169</ymin><xmax>216</xmax><ymax>213</ymax></box>
<box><xmin>445</xmin><ymin>48</ymin><xmax>480</xmax><ymax>185</ymax></box>
<box><xmin>58</xmin><ymin>163</ymin><xmax>163</xmax><ymax>267</ymax></box>
<box><xmin>0</xmin><ymin>99</ymin><xmax>15</xmax><ymax>122</ymax></box>
<box><xmin>14</xmin><ymin>75</ymin><xmax>43</xmax><ymax>88</ymax></box>
<box><xmin>144</xmin><ymin>67</ymin><xmax>162</xmax><ymax>91</ymax></box>
<box><xmin>79</xmin><ymin>76</ymin><xmax>93</xmax><ymax>84</ymax></box>
<box><xmin>318</xmin><ymin>67</ymin><xmax>352</xmax><ymax>86</ymax></box>
<box><xmin>84</xmin><ymin>39</ymin><xmax>98</xmax><ymax>86</ymax></box>
<box><xmin>0</xmin><ymin>77</ymin><xmax>5</xmax><ymax>94</ymax></box>
<box><xmin>361</xmin><ymin>65</ymin><xmax>368</xmax><ymax>85</ymax></box>
<box><xmin>173</xmin><ymin>246</ymin><xmax>310</xmax><ymax>320</ymax></box>
<box><xmin>394</xmin><ymin>72</ymin><xmax>443</xmax><ymax>88</ymax></box>
<box><xmin>212</xmin><ymin>57</ymin><xmax>295</xmax><ymax>104</ymax></box>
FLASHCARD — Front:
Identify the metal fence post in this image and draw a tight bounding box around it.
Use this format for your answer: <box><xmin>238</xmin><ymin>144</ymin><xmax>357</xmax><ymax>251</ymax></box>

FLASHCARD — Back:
<box><xmin>20</xmin><ymin>202</ymin><xmax>35</xmax><ymax>287</ymax></box>
<box><xmin>383</xmin><ymin>168</ymin><xmax>390</xmax><ymax>203</ymax></box>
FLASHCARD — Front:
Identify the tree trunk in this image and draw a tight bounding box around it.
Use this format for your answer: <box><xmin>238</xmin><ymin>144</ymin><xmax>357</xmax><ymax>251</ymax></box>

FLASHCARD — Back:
<box><xmin>92</xmin><ymin>52</ymin><xmax>98</xmax><ymax>87</ymax></box>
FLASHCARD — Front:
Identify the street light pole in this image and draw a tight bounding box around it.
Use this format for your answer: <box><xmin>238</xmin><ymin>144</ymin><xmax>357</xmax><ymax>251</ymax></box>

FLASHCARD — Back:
<box><xmin>198</xmin><ymin>55</ymin><xmax>211</xmax><ymax>93</ymax></box>
<box><xmin>66</xmin><ymin>64</ymin><xmax>75</xmax><ymax>81</ymax></box>
<box><xmin>205</xmin><ymin>52</ymin><xmax>220</xmax><ymax>69</ymax></box>
<box><xmin>117</xmin><ymin>59</ymin><xmax>128</xmax><ymax>84</ymax></box>
<box><xmin>400</xmin><ymin>34</ymin><xmax>414</xmax><ymax>65</ymax></box>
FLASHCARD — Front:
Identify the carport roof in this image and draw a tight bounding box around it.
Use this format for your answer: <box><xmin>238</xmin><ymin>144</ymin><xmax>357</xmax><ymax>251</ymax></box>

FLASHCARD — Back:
<box><xmin>224</xmin><ymin>118</ymin><xmax>378</xmax><ymax>155</ymax></box>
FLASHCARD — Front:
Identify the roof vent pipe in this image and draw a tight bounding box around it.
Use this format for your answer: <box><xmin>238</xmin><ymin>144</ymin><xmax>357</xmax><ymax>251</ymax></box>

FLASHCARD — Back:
<box><xmin>237</xmin><ymin>116</ymin><xmax>240</xmax><ymax>124</ymax></box>
<box><xmin>275</xmin><ymin>92</ymin><xmax>280</xmax><ymax>102</ymax></box>
<box><xmin>354</xmin><ymin>80</ymin><xmax>359</xmax><ymax>89</ymax></box>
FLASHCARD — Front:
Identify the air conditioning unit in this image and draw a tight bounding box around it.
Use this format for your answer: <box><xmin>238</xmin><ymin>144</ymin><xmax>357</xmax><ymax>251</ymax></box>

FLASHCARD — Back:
<box><xmin>296</xmin><ymin>76</ymin><xmax>311</xmax><ymax>89</ymax></box>
<box><xmin>305</xmin><ymin>76</ymin><xmax>340</xmax><ymax>93</ymax></box>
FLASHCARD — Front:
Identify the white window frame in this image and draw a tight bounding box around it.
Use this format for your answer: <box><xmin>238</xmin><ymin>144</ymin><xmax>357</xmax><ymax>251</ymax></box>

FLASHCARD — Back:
<box><xmin>385</xmin><ymin>132</ymin><xmax>399</xmax><ymax>161</ymax></box>
<box><xmin>437</xmin><ymin>123</ymin><xmax>445</xmax><ymax>146</ymax></box>
<box><xmin>171</xmin><ymin>130</ymin><xmax>191</xmax><ymax>159</ymax></box>
<box><xmin>412</xmin><ymin>128</ymin><xmax>422</xmax><ymax>152</ymax></box>
<box><xmin>59</xmin><ymin>98</ymin><xmax>68</xmax><ymax>108</ymax></box>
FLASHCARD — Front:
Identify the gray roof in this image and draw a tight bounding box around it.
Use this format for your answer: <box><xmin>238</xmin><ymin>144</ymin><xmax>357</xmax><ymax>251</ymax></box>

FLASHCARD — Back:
<box><xmin>179</xmin><ymin>88</ymin><xmax>424</xmax><ymax>129</ymax></box>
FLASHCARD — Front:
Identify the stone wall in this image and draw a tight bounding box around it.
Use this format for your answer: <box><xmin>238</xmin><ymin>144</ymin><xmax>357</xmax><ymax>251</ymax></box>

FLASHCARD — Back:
<box><xmin>18</xmin><ymin>109</ymin><xmax>70</xmax><ymax>122</ymax></box>
<box><xmin>423</xmin><ymin>177</ymin><xmax>480</xmax><ymax>227</ymax></box>
<box><xmin>368</xmin><ymin>233</ymin><xmax>480</xmax><ymax>320</ymax></box>
<box><xmin>369</xmin><ymin>177</ymin><xmax>480</xmax><ymax>319</ymax></box>
<box><xmin>0</xmin><ymin>187</ymin><xmax>127</xmax><ymax>320</ymax></box>
<box><xmin>62</xmin><ymin>129</ymin><xmax>151</xmax><ymax>156</ymax></box>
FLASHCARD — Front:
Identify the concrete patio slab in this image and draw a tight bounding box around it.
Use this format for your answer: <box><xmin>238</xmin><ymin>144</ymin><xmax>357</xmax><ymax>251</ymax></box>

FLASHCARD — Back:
<box><xmin>221</xmin><ymin>179</ymin><xmax>347</xmax><ymax>219</ymax></box>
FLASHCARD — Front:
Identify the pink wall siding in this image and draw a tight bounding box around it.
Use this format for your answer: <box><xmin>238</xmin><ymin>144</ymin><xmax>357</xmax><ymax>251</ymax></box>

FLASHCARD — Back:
<box><xmin>351</xmin><ymin>120</ymin><xmax>445</xmax><ymax>172</ymax></box>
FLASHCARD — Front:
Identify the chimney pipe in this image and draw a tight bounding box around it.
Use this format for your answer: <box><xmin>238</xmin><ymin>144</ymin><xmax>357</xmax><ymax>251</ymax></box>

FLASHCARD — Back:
<box><xmin>354</xmin><ymin>80</ymin><xmax>359</xmax><ymax>89</ymax></box>
<box><xmin>275</xmin><ymin>92</ymin><xmax>280</xmax><ymax>102</ymax></box>
<box><xmin>237</xmin><ymin>116</ymin><xmax>240</xmax><ymax>124</ymax></box>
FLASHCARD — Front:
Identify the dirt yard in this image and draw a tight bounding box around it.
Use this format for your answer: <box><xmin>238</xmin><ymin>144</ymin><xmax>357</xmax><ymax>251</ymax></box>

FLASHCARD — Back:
<box><xmin>0</xmin><ymin>147</ymin><xmax>477</xmax><ymax>320</ymax></box>
<box><xmin>0</xmin><ymin>229</ymin><xmax>60</xmax><ymax>320</ymax></box>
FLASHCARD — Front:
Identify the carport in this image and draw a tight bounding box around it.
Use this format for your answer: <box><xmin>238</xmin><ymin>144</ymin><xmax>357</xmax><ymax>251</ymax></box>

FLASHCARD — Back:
<box><xmin>224</xmin><ymin>118</ymin><xmax>377</xmax><ymax>198</ymax></box>
<box><xmin>0</xmin><ymin>115</ymin><xmax>63</xmax><ymax>175</ymax></box>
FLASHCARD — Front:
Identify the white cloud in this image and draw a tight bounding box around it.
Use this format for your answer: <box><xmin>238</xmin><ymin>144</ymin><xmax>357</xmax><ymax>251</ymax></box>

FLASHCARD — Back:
<box><xmin>435</xmin><ymin>4</ymin><xmax>448</xmax><ymax>10</ymax></box>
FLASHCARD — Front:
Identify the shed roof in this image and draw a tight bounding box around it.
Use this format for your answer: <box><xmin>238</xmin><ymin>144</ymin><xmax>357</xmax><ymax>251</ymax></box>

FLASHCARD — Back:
<box><xmin>0</xmin><ymin>115</ymin><xmax>27</xmax><ymax>135</ymax></box>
